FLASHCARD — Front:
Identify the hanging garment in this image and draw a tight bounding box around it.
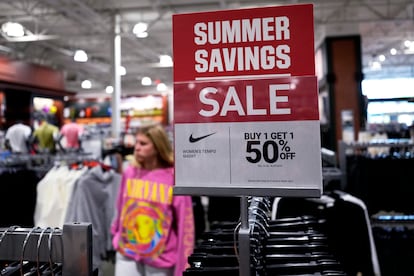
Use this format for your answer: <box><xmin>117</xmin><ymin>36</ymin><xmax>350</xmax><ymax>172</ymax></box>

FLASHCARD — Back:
<box><xmin>34</xmin><ymin>165</ymin><xmax>88</xmax><ymax>228</ymax></box>
<box><xmin>271</xmin><ymin>192</ymin><xmax>381</xmax><ymax>276</ymax></box>
<box><xmin>4</xmin><ymin>123</ymin><xmax>32</xmax><ymax>153</ymax></box>
<box><xmin>327</xmin><ymin>191</ymin><xmax>381</xmax><ymax>276</ymax></box>
<box><xmin>59</xmin><ymin>122</ymin><xmax>84</xmax><ymax>149</ymax></box>
<box><xmin>32</xmin><ymin>122</ymin><xmax>59</xmax><ymax>153</ymax></box>
<box><xmin>0</xmin><ymin>168</ymin><xmax>40</xmax><ymax>227</ymax></box>
<box><xmin>65</xmin><ymin>165</ymin><xmax>121</xmax><ymax>274</ymax></box>
<box><xmin>345</xmin><ymin>154</ymin><xmax>414</xmax><ymax>215</ymax></box>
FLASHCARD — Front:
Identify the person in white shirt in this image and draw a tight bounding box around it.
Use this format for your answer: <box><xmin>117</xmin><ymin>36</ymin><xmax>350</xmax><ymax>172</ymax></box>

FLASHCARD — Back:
<box><xmin>5</xmin><ymin>121</ymin><xmax>32</xmax><ymax>153</ymax></box>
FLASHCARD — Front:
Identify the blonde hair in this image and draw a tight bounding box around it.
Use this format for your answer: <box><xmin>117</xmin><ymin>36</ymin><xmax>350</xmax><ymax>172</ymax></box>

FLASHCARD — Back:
<box><xmin>136</xmin><ymin>124</ymin><xmax>174</xmax><ymax>167</ymax></box>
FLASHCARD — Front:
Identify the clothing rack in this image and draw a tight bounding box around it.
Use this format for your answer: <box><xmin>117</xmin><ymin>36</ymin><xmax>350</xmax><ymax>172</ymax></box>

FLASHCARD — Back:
<box><xmin>270</xmin><ymin>193</ymin><xmax>375</xmax><ymax>275</ymax></box>
<box><xmin>337</xmin><ymin>139</ymin><xmax>414</xmax><ymax>189</ymax></box>
<box><xmin>53</xmin><ymin>151</ymin><xmax>95</xmax><ymax>164</ymax></box>
<box><xmin>186</xmin><ymin>196</ymin><xmax>350</xmax><ymax>275</ymax></box>
<box><xmin>321</xmin><ymin>147</ymin><xmax>342</xmax><ymax>190</ymax></box>
<box><xmin>0</xmin><ymin>153</ymin><xmax>52</xmax><ymax>167</ymax></box>
<box><xmin>239</xmin><ymin>197</ymin><xmax>271</xmax><ymax>276</ymax></box>
<box><xmin>184</xmin><ymin>196</ymin><xmax>271</xmax><ymax>275</ymax></box>
<box><xmin>0</xmin><ymin>222</ymin><xmax>93</xmax><ymax>276</ymax></box>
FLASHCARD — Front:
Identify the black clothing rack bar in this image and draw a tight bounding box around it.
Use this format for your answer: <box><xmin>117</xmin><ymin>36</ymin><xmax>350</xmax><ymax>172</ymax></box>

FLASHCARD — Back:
<box><xmin>238</xmin><ymin>196</ymin><xmax>250</xmax><ymax>276</ymax></box>
<box><xmin>238</xmin><ymin>197</ymin><xmax>271</xmax><ymax>276</ymax></box>
<box><xmin>0</xmin><ymin>222</ymin><xmax>93</xmax><ymax>276</ymax></box>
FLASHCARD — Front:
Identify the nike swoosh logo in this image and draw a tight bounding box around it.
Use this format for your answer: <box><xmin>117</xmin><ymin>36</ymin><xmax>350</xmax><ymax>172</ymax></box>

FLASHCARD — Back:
<box><xmin>189</xmin><ymin>132</ymin><xmax>216</xmax><ymax>143</ymax></box>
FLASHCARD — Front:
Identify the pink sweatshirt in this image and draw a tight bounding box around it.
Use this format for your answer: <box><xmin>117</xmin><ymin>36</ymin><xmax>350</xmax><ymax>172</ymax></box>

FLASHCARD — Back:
<box><xmin>111</xmin><ymin>165</ymin><xmax>194</xmax><ymax>276</ymax></box>
<box><xmin>60</xmin><ymin>122</ymin><xmax>83</xmax><ymax>148</ymax></box>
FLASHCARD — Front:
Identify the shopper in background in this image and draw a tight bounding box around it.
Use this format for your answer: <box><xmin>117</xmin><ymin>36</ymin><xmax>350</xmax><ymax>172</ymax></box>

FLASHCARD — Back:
<box><xmin>58</xmin><ymin>117</ymin><xmax>84</xmax><ymax>151</ymax></box>
<box><xmin>111</xmin><ymin>124</ymin><xmax>194</xmax><ymax>276</ymax></box>
<box><xmin>4</xmin><ymin>120</ymin><xmax>32</xmax><ymax>153</ymax></box>
<box><xmin>30</xmin><ymin>113</ymin><xmax>59</xmax><ymax>153</ymax></box>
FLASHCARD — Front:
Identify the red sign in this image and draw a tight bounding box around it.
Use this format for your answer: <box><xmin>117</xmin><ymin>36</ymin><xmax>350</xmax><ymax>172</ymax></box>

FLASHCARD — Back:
<box><xmin>172</xmin><ymin>4</ymin><xmax>315</xmax><ymax>82</ymax></box>
<box><xmin>174</xmin><ymin>76</ymin><xmax>318</xmax><ymax>124</ymax></box>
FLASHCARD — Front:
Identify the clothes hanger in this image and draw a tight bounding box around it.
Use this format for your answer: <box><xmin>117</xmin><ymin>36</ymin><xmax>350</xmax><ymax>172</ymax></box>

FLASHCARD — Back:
<box><xmin>0</xmin><ymin>226</ymin><xmax>21</xmax><ymax>276</ymax></box>
<box><xmin>43</xmin><ymin>227</ymin><xmax>63</xmax><ymax>276</ymax></box>
<box><xmin>41</xmin><ymin>227</ymin><xmax>61</xmax><ymax>276</ymax></box>
<box><xmin>14</xmin><ymin>227</ymin><xmax>42</xmax><ymax>276</ymax></box>
<box><xmin>33</xmin><ymin>227</ymin><xmax>53</xmax><ymax>276</ymax></box>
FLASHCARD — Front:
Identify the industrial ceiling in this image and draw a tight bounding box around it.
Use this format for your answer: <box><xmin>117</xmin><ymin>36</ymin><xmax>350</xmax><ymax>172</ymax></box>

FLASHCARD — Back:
<box><xmin>0</xmin><ymin>0</ymin><xmax>413</xmax><ymax>96</ymax></box>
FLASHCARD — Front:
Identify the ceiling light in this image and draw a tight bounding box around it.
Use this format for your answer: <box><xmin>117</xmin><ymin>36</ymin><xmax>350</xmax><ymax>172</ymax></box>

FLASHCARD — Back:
<box><xmin>119</xmin><ymin>66</ymin><xmax>126</xmax><ymax>76</ymax></box>
<box><xmin>156</xmin><ymin>83</ymin><xmax>167</xmax><ymax>92</ymax></box>
<box><xmin>133</xmin><ymin>22</ymin><xmax>148</xmax><ymax>37</ymax></box>
<box><xmin>1</xmin><ymin>22</ymin><xmax>25</xmax><ymax>37</ymax></box>
<box><xmin>74</xmin><ymin>49</ymin><xmax>88</xmax><ymax>62</ymax></box>
<box><xmin>390</xmin><ymin>48</ymin><xmax>397</xmax><ymax>55</ymax></box>
<box><xmin>136</xmin><ymin>31</ymin><xmax>148</xmax><ymax>38</ymax></box>
<box><xmin>159</xmin><ymin>55</ymin><xmax>173</xmax><ymax>67</ymax></box>
<box><xmin>141</xmin><ymin>76</ymin><xmax>152</xmax><ymax>86</ymax></box>
<box><xmin>378</xmin><ymin>55</ymin><xmax>386</xmax><ymax>62</ymax></box>
<box><xmin>371</xmin><ymin>61</ymin><xmax>381</xmax><ymax>70</ymax></box>
<box><xmin>106</xmin><ymin>85</ymin><xmax>114</xmax><ymax>94</ymax></box>
<box><xmin>81</xmin><ymin>80</ymin><xmax>92</xmax><ymax>89</ymax></box>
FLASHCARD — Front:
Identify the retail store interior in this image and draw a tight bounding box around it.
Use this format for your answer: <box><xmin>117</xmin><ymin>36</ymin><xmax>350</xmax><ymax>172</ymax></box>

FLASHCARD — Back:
<box><xmin>0</xmin><ymin>1</ymin><xmax>414</xmax><ymax>275</ymax></box>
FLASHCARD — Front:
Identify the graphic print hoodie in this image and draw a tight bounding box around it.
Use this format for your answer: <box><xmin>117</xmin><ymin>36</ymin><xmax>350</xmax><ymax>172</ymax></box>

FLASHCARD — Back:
<box><xmin>111</xmin><ymin>165</ymin><xmax>194</xmax><ymax>276</ymax></box>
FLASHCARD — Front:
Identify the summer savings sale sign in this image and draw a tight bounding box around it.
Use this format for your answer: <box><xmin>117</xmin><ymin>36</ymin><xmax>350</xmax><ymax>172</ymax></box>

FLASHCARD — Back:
<box><xmin>172</xmin><ymin>4</ymin><xmax>323</xmax><ymax>197</ymax></box>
